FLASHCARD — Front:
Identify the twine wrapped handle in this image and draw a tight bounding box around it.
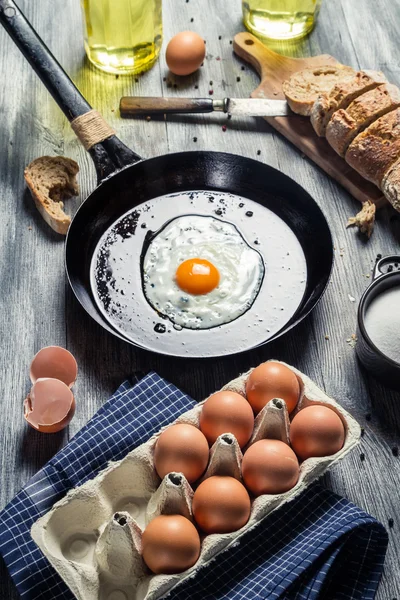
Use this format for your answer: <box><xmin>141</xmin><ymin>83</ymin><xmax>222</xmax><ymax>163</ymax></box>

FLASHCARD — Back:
<box><xmin>71</xmin><ymin>110</ymin><xmax>116</xmax><ymax>150</ymax></box>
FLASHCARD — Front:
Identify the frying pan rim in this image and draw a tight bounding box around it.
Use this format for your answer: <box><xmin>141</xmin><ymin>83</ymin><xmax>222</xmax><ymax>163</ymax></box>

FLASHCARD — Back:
<box><xmin>64</xmin><ymin>150</ymin><xmax>334</xmax><ymax>358</ymax></box>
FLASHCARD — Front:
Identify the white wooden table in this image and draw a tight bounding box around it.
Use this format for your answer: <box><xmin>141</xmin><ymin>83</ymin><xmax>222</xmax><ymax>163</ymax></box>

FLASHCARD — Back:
<box><xmin>0</xmin><ymin>0</ymin><xmax>399</xmax><ymax>598</ymax></box>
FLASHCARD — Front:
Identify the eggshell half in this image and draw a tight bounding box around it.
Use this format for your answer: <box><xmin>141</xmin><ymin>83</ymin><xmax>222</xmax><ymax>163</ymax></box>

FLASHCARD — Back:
<box><xmin>30</xmin><ymin>346</ymin><xmax>78</xmax><ymax>388</ymax></box>
<box><xmin>24</xmin><ymin>377</ymin><xmax>76</xmax><ymax>433</ymax></box>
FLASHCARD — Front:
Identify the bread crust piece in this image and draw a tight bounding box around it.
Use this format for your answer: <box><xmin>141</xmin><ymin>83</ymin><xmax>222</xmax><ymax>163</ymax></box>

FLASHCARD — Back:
<box><xmin>24</xmin><ymin>156</ymin><xmax>79</xmax><ymax>235</ymax></box>
<box><xmin>345</xmin><ymin>108</ymin><xmax>400</xmax><ymax>188</ymax></box>
<box><xmin>310</xmin><ymin>70</ymin><xmax>387</xmax><ymax>137</ymax></box>
<box><xmin>326</xmin><ymin>84</ymin><xmax>400</xmax><ymax>157</ymax></box>
<box><xmin>282</xmin><ymin>65</ymin><xmax>356</xmax><ymax>116</ymax></box>
<box><xmin>382</xmin><ymin>158</ymin><xmax>400</xmax><ymax>212</ymax></box>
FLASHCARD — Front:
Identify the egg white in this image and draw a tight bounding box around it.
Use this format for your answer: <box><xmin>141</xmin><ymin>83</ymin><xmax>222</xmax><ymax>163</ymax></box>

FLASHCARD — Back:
<box><xmin>142</xmin><ymin>215</ymin><xmax>265</xmax><ymax>329</ymax></box>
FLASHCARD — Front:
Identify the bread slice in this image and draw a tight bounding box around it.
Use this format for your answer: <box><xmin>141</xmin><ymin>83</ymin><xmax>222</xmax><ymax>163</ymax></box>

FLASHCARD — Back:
<box><xmin>326</xmin><ymin>84</ymin><xmax>400</xmax><ymax>156</ymax></box>
<box><xmin>345</xmin><ymin>108</ymin><xmax>400</xmax><ymax>187</ymax></box>
<box><xmin>24</xmin><ymin>156</ymin><xmax>79</xmax><ymax>235</ymax></box>
<box><xmin>382</xmin><ymin>159</ymin><xmax>400</xmax><ymax>211</ymax></box>
<box><xmin>310</xmin><ymin>70</ymin><xmax>387</xmax><ymax>137</ymax></box>
<box><xmin>282</xmin><ymin>65</ymin><xmax>356</xmax><ymax>116</ymax></box>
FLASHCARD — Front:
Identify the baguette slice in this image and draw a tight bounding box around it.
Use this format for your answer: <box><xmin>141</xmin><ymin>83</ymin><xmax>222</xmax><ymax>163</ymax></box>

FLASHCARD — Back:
<box><xmin>382</xmin><ymin>159</ymin><xmax>400</xmax><ymax>211</ymax></box>
<box><xmin>326</xmin><ymin>84</ymin><xmax>400</xmax><ymax>157</ymax></box>
<box><xmin>345</xmin><ymin>108</ymin><xmax>400</xmax><ymax>187</ymax></box>
<box><xmin>24</xmin><ymin>156</ymin><xmax>79</xmax><ymax>235</ymax></box>
<box><xmin>282</xmin><ymin>65</ymin><xmax>356</xmax><ymax>116</ymax></box>
<box><xmin>310</xmin><ymin>70</ymin><xmax>387</xmax><ymax>136</ymax></box>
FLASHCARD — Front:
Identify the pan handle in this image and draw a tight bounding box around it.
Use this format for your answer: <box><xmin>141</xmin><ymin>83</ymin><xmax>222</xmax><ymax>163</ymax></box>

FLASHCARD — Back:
<box><xmin>0</xmin><ymin>0</ymin><xmax>141</xmax><ymax>182</ymax></box>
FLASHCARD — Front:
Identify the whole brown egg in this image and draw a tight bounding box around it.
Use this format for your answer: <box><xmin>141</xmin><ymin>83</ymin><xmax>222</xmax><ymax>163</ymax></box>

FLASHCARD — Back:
<box><xmin>242</xmin><ymin>439</ymin><xmax>299</xmax><ymax>496</ymax></box>
<box><xmin>192</xmin><ymin>476</ymin><xmax>251</xmax><ymax>534</ymax></box>
<box><xmin>246</xmin><ymin>362</ymin><xmax>300</xmax><ymax>415</ymax></box>
<box><xmin>166</xmin><ymin>31</ymin><xmax>206</xmax><ymax>76</ymax></box>
<box><xmin>199</xmin><ymin>391</ymin><xmax>254</xmax><ymax>448</ymax></box>
<box><xmin>153</xmin><ymin>423</ymin><xmax>209</xmax><ymax>483</ymax></box>
<box><xmin>142</xmin><ymin>514</ymin><xmax>201</xmax><ymax>574</ymax></box>
<box><xmin>290</xmin><ymin>405</ymin><xmax>345</xmax><ymax>460</ymax></box>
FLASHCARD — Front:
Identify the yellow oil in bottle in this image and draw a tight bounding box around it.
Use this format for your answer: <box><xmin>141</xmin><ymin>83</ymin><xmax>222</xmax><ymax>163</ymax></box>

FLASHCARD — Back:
<box><xmin>81</xmin><ymin>0</ymin><xmax>162</xmax><ymax>75</ymax></box>
<box><xmin>243</xmin><ymin>0</ymin><xmax>322</xmax><ymax>41</ymax></box>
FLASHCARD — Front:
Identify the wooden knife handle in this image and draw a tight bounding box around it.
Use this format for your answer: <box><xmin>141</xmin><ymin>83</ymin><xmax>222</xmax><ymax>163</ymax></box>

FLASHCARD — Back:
<box><xmin>120</xmin><ymin>96</ymin><xmax>215</xmax><ymax>117</ymax></box>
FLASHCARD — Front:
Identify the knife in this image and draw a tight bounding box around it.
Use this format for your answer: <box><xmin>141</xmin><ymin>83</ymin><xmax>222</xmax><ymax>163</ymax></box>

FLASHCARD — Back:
<box><xmin>119</xmin><ymin>96</ymin><xmax>294</xmax><ymax>118</ymax></box>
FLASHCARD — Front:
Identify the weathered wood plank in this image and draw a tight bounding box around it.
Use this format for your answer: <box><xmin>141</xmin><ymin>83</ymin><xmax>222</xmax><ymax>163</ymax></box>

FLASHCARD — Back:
<box><xmin>0</xmin><ymin>0</ymin><xmax>399</xmax><ymax>598</ymax></box>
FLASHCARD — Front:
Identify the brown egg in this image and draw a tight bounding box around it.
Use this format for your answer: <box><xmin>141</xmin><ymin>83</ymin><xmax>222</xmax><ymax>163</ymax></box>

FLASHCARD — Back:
<box><xmin>246</xmin><ymin>362</ymin><xmax>300</xmax><ymax>415</ymax></box>
<box><xmin>142</xmin><ymin>514</ymin><xmax>201</xmax><ymax>574</ymax></box>
<box><xmin>192</xmin><ymin>476</ymin><xmax>251</xmax><ymax>534</ymax></box>
<box><xmin>290</xmin><ymin>405</ymin><xmax>345</xmax><ymax>461</ymax></box>
<box><xmin>242</xmin><ymin>439</ymin><xmax>299</xmax><ymax>496</ymax></box>
<box><xmin>154</xmin><ymin>423</ymin><xmax>209</xmax><ymax>483</ymax></box>
<box><xmin>24</xmin><ymin>378</ymin><xmax>76</xmax><ymax>433</ymax></box>
<box><xmin>166</xmin><ymin>31</ymin><xmax>206</xmax><ymax>76</ymax></box>
<box><xmin>30</xmin><ymin>346</ymin><xmax>78</xmax><ymax>388</ymax></box>
<box><xmin>199</xmin><ymin>391</ymin><xmax>254</xmax><ymax>448</ymax></box>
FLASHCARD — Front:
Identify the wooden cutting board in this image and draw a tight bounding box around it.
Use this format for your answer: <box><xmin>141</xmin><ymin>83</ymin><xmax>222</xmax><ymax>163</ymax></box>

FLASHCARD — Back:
<box><xmin>233</xmin><ymin>32</ymin><xmax>387</xmax><ymax>208</ymax></box>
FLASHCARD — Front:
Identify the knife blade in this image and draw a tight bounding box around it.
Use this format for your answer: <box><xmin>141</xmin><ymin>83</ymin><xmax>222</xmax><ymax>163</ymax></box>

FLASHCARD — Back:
<box><xmin>119</xmin><ymin>96</ymin><xmax>294</xmax><ymax>118</ymax></box>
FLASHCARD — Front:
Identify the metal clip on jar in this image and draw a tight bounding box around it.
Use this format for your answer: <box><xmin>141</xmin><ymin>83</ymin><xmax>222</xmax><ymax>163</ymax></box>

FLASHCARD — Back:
<box><xmin>356</xmin><ymin>255</ymin><xmax>400</xmax><ymax>390</ymax></box>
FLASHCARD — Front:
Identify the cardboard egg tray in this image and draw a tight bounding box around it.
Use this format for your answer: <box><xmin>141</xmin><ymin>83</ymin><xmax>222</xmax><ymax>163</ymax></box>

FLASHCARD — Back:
<box><xmin>31</xmin><ymin>361</ymin><xmax>361</xmax><ymax>600</ymax></box>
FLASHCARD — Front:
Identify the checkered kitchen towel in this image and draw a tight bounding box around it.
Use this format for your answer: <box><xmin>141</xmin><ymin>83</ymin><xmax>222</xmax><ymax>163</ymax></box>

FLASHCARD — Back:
<box><xmin>0</xmin><ymin>372</ymin><xmax>388</xmax><ymax>600</ymax></box>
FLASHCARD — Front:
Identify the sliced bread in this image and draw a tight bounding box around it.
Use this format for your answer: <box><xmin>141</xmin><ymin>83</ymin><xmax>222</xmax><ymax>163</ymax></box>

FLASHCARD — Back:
<box><xmin>345</xmin><ymin>108</ymin><xmax>400</xmax><ymax>187</ymax></box>
<box><xmin>382</xmin><ymin>158</ymin><xmax>400</xmax><ymax>211</ymax></box>
<box><xmin>325</xmin><ymin>84</ymin><xmax>400</xmax><ymax>156</ymax></box>
<box><xmin>310</xmin><ymin>70</ymin><xmax>387</xmax><ymax>137</ymax></box>
<box><xmin>24</xmin><ymin>156</ymin><xmax>79</xmax><ymax>235</ymax></box>
<box><xmin>282</xmin><ymin>65</ymin><xmax>356</xmax><ymax>116</ymax></box>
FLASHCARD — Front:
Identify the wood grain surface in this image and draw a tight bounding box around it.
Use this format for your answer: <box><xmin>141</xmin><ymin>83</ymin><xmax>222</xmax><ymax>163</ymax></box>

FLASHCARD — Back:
<box><xmin>0</xmin><ymin>0</ymin><xmax>399</xmax><ymax>599</ymax></box>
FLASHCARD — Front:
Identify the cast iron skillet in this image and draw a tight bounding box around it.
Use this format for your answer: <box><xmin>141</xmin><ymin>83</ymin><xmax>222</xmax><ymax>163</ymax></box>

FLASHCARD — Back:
<box><xmin>0</xmin><ymin>0</ymin><xmax>334</xmax><ymax>358</ymax></box>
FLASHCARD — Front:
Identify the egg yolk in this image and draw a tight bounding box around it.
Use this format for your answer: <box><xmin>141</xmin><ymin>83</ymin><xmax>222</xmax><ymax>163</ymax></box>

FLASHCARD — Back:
<box><xmin>175</xmin><ymin>258</ymin><xmax>220</xmax><ymax>295</ymax></box>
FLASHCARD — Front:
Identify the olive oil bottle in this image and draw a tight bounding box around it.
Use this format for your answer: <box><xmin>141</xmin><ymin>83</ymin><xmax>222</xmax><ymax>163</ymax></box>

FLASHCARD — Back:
<box><xmin>81</xmin><ymin>0</ymin><xmax>162</xmax><ymax>75</ymax></box>
<box><xmin>243</xmin><ymin>0</ymin><xmax>322</xmax><ymax>41</ymax></box>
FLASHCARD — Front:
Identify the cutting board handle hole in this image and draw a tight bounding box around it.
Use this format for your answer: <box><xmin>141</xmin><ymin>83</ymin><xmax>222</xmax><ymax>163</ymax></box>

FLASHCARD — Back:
<box><xmin>245</xmin><ymin>39</ymin><xmax>255</xmax><ymax>45</ymax></box>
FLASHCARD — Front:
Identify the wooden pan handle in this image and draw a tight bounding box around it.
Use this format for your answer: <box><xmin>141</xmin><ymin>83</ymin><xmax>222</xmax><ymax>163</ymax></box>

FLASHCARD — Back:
<box><xmin>120</xmin><ymin>97</ymin><xmax>216</xmax><ymax>117</ymax></box>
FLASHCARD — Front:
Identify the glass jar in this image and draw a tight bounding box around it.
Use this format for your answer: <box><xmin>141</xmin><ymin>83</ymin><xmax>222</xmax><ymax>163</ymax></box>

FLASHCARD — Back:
<box><xmin>81</xmin><ymin>0</ymin><xmax>162</xmax><ymax>75</ymax></box>
<box><xmin>243</xmin><ymin>0</ymin><xmax>322</xmax><ymax>41</ymax></box>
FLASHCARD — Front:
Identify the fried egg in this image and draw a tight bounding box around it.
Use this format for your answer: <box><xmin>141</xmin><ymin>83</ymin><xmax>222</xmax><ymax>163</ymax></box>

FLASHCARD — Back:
<box><xmin>142</xmin><ymin>215</ymin><xmax>264</xmax><ymax>329</ymax></box>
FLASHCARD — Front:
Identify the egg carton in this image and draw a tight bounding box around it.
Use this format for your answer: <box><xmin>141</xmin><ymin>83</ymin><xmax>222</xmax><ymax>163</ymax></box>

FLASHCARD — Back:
<box><xmin>31</xmin><ymin>361</ymin><xmax>361</xmax><ymax>600</ymax></box>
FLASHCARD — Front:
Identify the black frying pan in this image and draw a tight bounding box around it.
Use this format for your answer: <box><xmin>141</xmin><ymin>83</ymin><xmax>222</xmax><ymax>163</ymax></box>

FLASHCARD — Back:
<box><xmin>0</xmin><ymin>0</ymin><xmax>333</xmax><ymax>358</ymax></box>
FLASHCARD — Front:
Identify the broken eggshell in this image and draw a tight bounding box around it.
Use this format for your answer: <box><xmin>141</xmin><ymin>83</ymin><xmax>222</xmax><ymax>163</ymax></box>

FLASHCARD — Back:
<box><xmin>30</xmin><ymin>345</ymin><xmax>78</xmax><ymax>388</ymax></box>
<box><xmin>24</xmin><ymin>377</ymin><xmax>75</xmax><ymax>433</ymax></box>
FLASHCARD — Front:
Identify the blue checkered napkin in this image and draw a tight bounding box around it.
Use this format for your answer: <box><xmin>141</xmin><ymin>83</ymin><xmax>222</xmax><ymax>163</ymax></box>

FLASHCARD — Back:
<box><xmin>0</xmin><ymin>372</ymin><xmax>196</xmax><ymax>599</ymax></box>
<box><xmin>0</xmin><ymin>373</ymin><xmax>388</xmax><ymax>600</ymax></box>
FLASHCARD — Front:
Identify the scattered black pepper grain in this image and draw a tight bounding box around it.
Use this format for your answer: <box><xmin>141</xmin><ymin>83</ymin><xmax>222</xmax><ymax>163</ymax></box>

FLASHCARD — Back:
<box><xmin>257</xmin><ymin>150</ymin><xmax>261</xmax><ymax>156</ymax></box>
<box><xmin>376</xmin><ymin>253</ymin><xmax>382</xmax><ymax>259</ymax></box>
<box><xmin>163</xmin><ymin>77</ymin><xmax>166</xmax><ymax>82</ymax></box>
<box><xmin>245</xmin><ymin>211</ymin><xmax>253</xmax><ymax>217</ymax></box>
<box><xmin>360</xmin><ymin>453</ymin><xmax>365</xmax><ymax>461</ymax></box>
<box><xmin>208</xmin><ymin>196</ymin><xmax>214</xmax><ymax>202</ymax></box>
<box><xmin>190</xmin><ymin>17</ymin><xmax>194</xmax><ymax>22</ymax></box>
<box><xmin>115</xmin><ymin>74</ymin><xmax>119</xmax><ymax>79</ymax></box>
<box><xmin>135</xmin><ymin>78</ymin><xmax>139</xmax><ymax>83</ymax></box>
<box><xmin>360</xmin><ymin>427</ymin><xmax>365</xmax><ymax>437</ymax></box>
<box><xmin>141</xmin><ymin>223</ymin><xmax>147</xmax><ymax>229</ymax></box>
<box><xmin>241</xmin><ymin>65</ymin><xmax>245</xmax><ymax>71</ymax></box>
<box><xmin>209</xmin><ymin>80</ymin><xmax>213</xmax><ymax>85</ymax></box>
<box><xmin>194</xmin><ymin>84</ymin><xmax>198</xmax><ymax>89</ymax></box>
<box><xmin>193</xmin><ymin>137</ymin><xmax>198</xmax><ymax>142</ymax></box>
<box><xmin>229</xmin><ymin>40</ymin><xmax>232</xmax><ymax>44</ymax></box>
<box><xmin>173</xmin><ymin>83</ymin><xmax>178</xmax><ymax>88</ymax></box>
<box><xmin>215</xmin><ymin>208</ymin><xmax>224</xmax><ymax>216</ymax></box>
<box><xmin>388</xmin><ymin>264</ymin><xmax>394</xmax><ymax>272</ymax></box>
<box><xmin>239</xmin><ymin>202</ymin><xmax>244</xmax><ymax>208</ymax></box>
<box><xmin>222</xmin><ymin>125</ymin><xmax>227</xmax><ymax>132</ymax></box>
<box><xmin>209</xmin><ymin>89</ymin><xmax>214</xmax><ymax>95</ymax></box>
<box><xmin>365</xmin><ymin>413</ymin><xmax>371</xmax><ymax>421</ymax></box>
<box><xmin>388</xmin><ymin>518</ymin><xmax>394</xmax><ymax>528</ymax></box>
<box><xmin>392</xmin><ymin>446</ymin><xmax>399</xmax><ymax>457</ymax></box>
<box><xmin>236</xmin><ymin>76</ymin><xmax>241</xmax><ymax>82</ymax></box>
<box><xmin>154</xmin><ymin>323</ymin><xmax>166</xmax><ymax>333</ymax></box>
<box><xmin>218</xmin><ymin>35</ymin><xmax>222</xmax><ymax>40</ymax></box>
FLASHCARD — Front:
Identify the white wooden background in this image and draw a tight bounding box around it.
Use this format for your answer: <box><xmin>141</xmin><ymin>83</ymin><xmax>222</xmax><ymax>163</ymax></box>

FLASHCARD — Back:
<box><xmin>0</xmin><ymin>0</ymin><xmax>399</xmax><ymax>598</ymax></box>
